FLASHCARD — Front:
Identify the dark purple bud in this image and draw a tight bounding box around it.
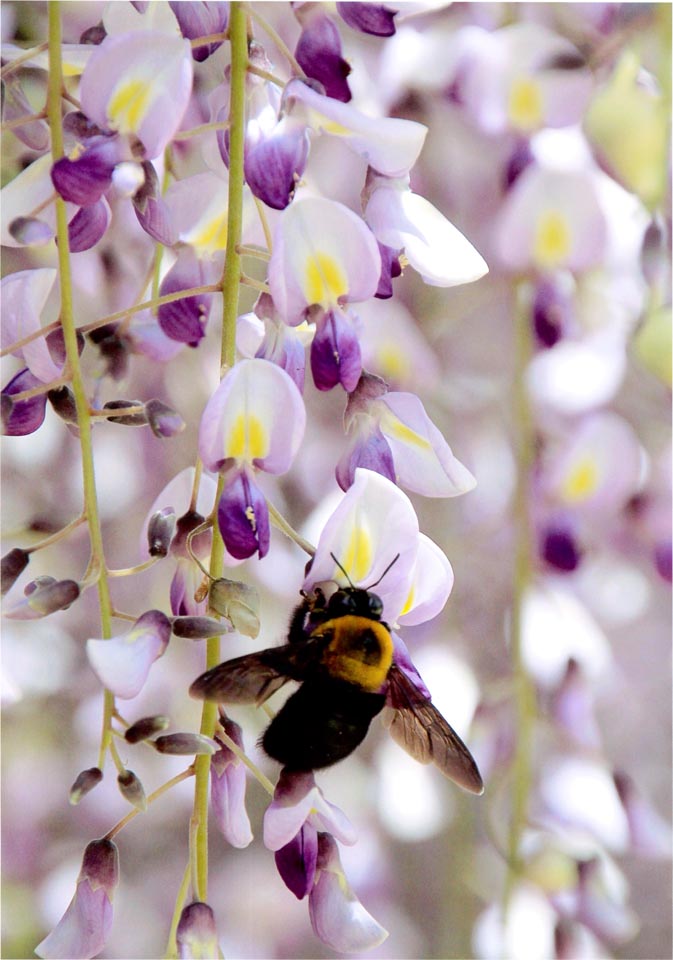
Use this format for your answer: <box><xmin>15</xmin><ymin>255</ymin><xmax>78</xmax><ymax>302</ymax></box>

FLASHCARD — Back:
<box><xmin>25</xmin><ymin>575</ymin><xmax>56</xmax><ymax>595</ymax></box>
<box><xmin>102</xmin><ymin>399</ymin><xmax>148</xmax><ymax>425</ymax></box>
<box><xmin>47</xmin><ymin>386</ymin><xmax>78</xmax><ymax>423</ymax></box>
<box><xmin>336</xmin><ymin>1</ymin><xmax>396</xmax><ymax>36</ymax></box>
<box><xmin>171</xmin><ymin>510</ymin><xmax>210</xmax><ymax>559</ymax></box>
<box><xmin>245</xmin><ymin>122</ymin><xmax>310</xmax><ymax>211</ymax></box>
<box><xmin>1</xmin><ymin>548</ymin><xmax>30</xmax><ymax>596</ymax></box>
<box><xmin>336</xmin><ymin>424</ymin><xmax>395</xmax><ymax>491</ymax></box>
<box><xmin>374</xmin><ymin>241</ymin><xmax>402</xmax><ymax>299</ymax></box>
<box><xmin>158</xmin><ymin>250</ymin><xmax>213</xmax><ymax>346</ymax></box>
<box><xmin>81</xmin><ymin>838</ymin><xmax>119</xmax><ymax>891</ymax></box>
<box><xmin>310</xmin><ymin>309</ymin><xmax>362</xmax><ymax>392</ymax></box>
<box><xmin>208</xmin><ymin>578</ymin><xmax>260</xmax><ymax>637</ymax></box>
<box><xmin>147</xmin><ymin>507</ymin><xmax>176</xmax><ymax>557</ymax></box>
<box><xmin>542</xmin><ymin>525</ymin><xmax>581</xmax><ymax>572</ymax></box>
<box><xmin>275</xmin><ymin>822</ymin><xmax>319</xmax><ymax>899</ymax></box>
<box><xmin>117</xmin><ymin>769</ymin><xmax>147</xmax><ymax>810</ymax></box>
<box><xmin>640</xmin><ymin>214</ymin><xmax>669</xmax><ymax>288</ymax></box>
<box><xmin>2</xmin><ymin>368</ymin><xmax>47</xmax><ymax>436</ymax></box>
<box><xmin>80</xmin><ymin>21</ymin><xmax>107</xmax><ymax>44</ymax></box>
<box><xmin>217</xmin><ymin>470</ymin><xmax>270</xmax><ymax>560</ymax></box>
<box><xmin>172</xmin><ymin>616</ymin><xmax>230</xmax><ymax>639</ymax></box>
<box><xmin>69</xmin><ymin>767</ymin><xmax>104</xmax><ymax>804</ymax></box>
<box><xmin>67</xmin><ymin>198</ymin><xmax>111</xmax><ymax>252</ymax></box>
<box><xmin>145</xmin><ymin>398</ymin><xmax>186</xmax><ymax>438</ymax></box>
<box><xmin>5</xmin><ymin>577</ymin><xmax>80</xmax><ymax>619</ymax></box>
<box><xmin>176</xmin><ymin>901</ymin><xmax>220</xmax><ymax>959</ymax></box>
<box><xmin>124</xmin><ymin>715</ymin><xmax>170</xmax><ymax>743</ymax></box>
<box><xmin>533</xmin><ymin>279</ymin><xmax>572</xmax><ymax>349</ymax></box>
<box><xmin>8</xmin><ymin>216</ymin><xmax>54</xmax><ymax>246</ymax></box>
<box><xmin>295</xmin><ymin>12</ymin><xmax>352</xmax><ymax>103</ymax></box>
<box><xmin>2</xmin><ymin>78</ymin><xmax>50</xmax><ymax>151</ymax></box>
<box><xmin>133</xmin><ymin>161</ymin><xmax>178</xmax><ymax>246</ymax></box>
<box><xmin>51</xmin><ymin>136</ymin><xmax>122</xmax><ymax>206</ymax></box>
<box><xmin>62</xmin><ymin>110</ymin><xmax>107</xmax><ymax>143</ymax></box>
<box><xmin>46</xmin><ymin>326</ymin><xmax>85</xmax><ymax>367</ymax></box>
<box><xmin>154</xmin><ymin>733</ymin><xmax>217</xmax><ymax>755</ymax></box>
<box><xmin>504</xmin><ymin>138</ymin><xmax>535</xmax><ymax>190</ymax></box>
<box><xmin>344</xmin><ymin>370</ymin><xmax>388</xmax><ymax>420</ymax></box>
<box><xmin>169</xmin><ymin>1</ymin><xmax>229</xmax><ymax>61</ymax></box>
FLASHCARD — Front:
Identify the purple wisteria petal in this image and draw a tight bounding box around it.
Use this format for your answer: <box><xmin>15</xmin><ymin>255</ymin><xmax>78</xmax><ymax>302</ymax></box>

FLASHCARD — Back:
<box><xmin>4</xmin><ymin>577</ymin><xmax>80</xmax><ymax>619</ymax></box>
<box><xmin>139</xmin><ymin>466</ymin><xmax>217</xmax><ymax>560</ymax></box>
<box><xmin>217</xmin><ymin>468</ymin><xmax>270</xmax><ymax>560</ymax></box>
<box><xmin>541</xmin><ymin>523</ymin><xmax>582</xmax><ymax>572</ymax></box>
<box><xmin>532</xmin><ymin>277</ymin><xmax>573</xmax><ymax>348</ymax></box>
<box><xmin>336</xmin><ymin>2</ymin><xmax>396</xmax><ymax>36</ymax></box>
<box><xmin>125</xmin><ymin>309</ymin><xmax>184</xmax><ymax>362</ymax></box>
<box><xmin>268</xmin><ymin>196</ymin><xmax>381</xmax><ymax>325</ymax></box>
<box><xmin>375</xmin><ymin>241</ymin><xmax>402</xmax><ymax>298</ymax></box>
<box><xmin>198</xmin><ymin>358</ymin><xmax>306</xmax><ymax>474</ymax></box>
<box><xmin>390</xmin><ymin>632</ymin><xmax>431</xmax><ymax>699</ymax></box>
<box><xmin>295</xmin><ymin>11</ymin><xmax>352</xmax><ymax>103</ymax></box>
<box><xmin>365</xmin><ymin>179</ymin><xmax>488</xmax><ymax>287</ymax></box>
<box><xmin>377</xmin><ymin>391</ymin><xmax>477</xmax><ymax>496</ymax></box>
<box><xmin>80</xmin><ymin>31</ymin><xmax>193</xmax><ymax>158</ymax></box>
<box><xmin>169</xmin><ymin>1</ymin><xmax>228</xmax><ymax>61</ymax></box>
<box><xmin>86</xmin><ymin>610</ymin><xmax>171</xmax><ymax>699</ymax></box>
<box><xmin>275</xmin><ymin>822</ymin><xmax>319</xmax><ymax>899</ymax></box>
<box><xmin>158</xmin><ymin>249</ymin><xmax>215</xmax><ymax>346</ymax></box>
<box><xmin>244</xmin><ymin>118</ymin><xmax>310</xmax><ymax>211</ymax></box>
<box><xmin>336</xmin><ymin>423</ymin><xmax>395</xmax><ymax>491</ymax></box>
<box><xmin>284</xmin><ymin>78</ymin><xmax>426</xmax><ymax>177</ymax></box>
<box><xmin>309</xmin><ymin>833</ymin><xmax>388</xmax><ymax>953</ymax></box>
<box><xmin>210</xmin><ymin>721</ymin><xmax>253</xmax><ymax>849</ymax></box>
<box><xmin>311</xmin><ymin>308</ymin><xmax>362</xmax><ymax>392</ymax></box>
<box><xmin>2</xmin><ymin>368</ymin><xmax>48</xmax><ymax>436</ymax></box>
<box><xmin>254</xmin><ymin>314</ymin><xmax>307</xmax><ymax>393</ymax></box>
<box><xmin>614</xmin><ymin>771</ymin><xmax>673</xmax><ymax>859</ymax></box>
<box><xmin>576</xmin><ymin>856</ymin><xmax>639</xmax><ymax>944</ymax></box>
<box><xmin>1</xmin><ymin>267</ymin><xmax>60</xmax><ymax>382</ymax></box>
<box><xmin>170</xmin><ymin>559</ymin><xmax>208</xmax><ymax>617</ymax></box>
<box><xmin>51</xmin><ymin>136</ymin><xmax>124</xmax><ymax>206</ymax></box>
<box><xmin>263</xmin><ymin>769</ymin><xmax>357</xmax><ymax>851</ymax></box>
<box><xmin>2</xmin><ymin>77</ymin><xmax>50</xmax><ymax>150</ymax></box>
<box><xmin>35</xmin><ymin>839</ymin><xmax>119</xmax><ymax>960</ymax></box>
<box><xmin>176</xmin><ymin>901</ymin><xmax>221</xmax><ymax>960</ymax></box>
<box><xmin>132</xmin><ymin>160</ymin><xmax>178</xmax><ymax>245</ymax></box>
<box><xmin>305</xmin><ymin>468</ymin><xmax>419</xmax><ymax>623</ymax></box>
<box><xmin>551</xmin><ymin>659</ymin><xmax>602</xmax><ymax>749</ymax></box>
<box><xmin>67</xmin><ymin>198</ymin><xmax>111</xmax><ymax>252</ymax></box>
<box><xmin>8</xmin><ymin>216</ymin><xmax>54</xmax><ymax>246</ymax></box>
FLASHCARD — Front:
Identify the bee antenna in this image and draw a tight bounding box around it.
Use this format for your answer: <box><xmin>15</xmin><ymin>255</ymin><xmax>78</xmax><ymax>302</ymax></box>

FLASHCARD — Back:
<box><xmin>366</xmin><ymin>553</ymin><xmax>401</xmax><ymax>589</ymax></box>
<box><xmin>330</xmin><ymin>553</ymin><xmax>355</xmax><ymax>588</ymax></box>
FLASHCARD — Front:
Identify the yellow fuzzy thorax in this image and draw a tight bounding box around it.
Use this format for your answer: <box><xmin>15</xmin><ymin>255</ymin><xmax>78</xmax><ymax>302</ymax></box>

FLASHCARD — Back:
<box><xmin>313</xmin><ymin>615</ymin><xmax>393</xmax><ymax>692</ymax></box>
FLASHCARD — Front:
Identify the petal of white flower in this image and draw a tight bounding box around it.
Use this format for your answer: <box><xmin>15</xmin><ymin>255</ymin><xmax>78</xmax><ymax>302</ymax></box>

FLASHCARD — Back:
<box><xmin>472</xmin><ymin>884</ymin><xmax>557</xmax><ymax>960</ymax></box>
<box><xmin>396</xmin><ymin>535</ymin><xmax>454</xmax><ymax>626</ymax></box>
<box><xmin>526</xmin><ymin>334</ymin><xmax>627</xmax><ymax>414</ymax></box>
<box><xmin>86</xmin><ymin>628</ymin><xmax>164</xmax><ymax>700</ymax></box>
<box><xmin>1</xmin><ymin>268</ymin><xmax>60</xmax><ymax>382</ymax></box>
<box><xmin>1</xmin><ymin>154</ymin><xmax>57</xmax><ymax>248</ymax></box>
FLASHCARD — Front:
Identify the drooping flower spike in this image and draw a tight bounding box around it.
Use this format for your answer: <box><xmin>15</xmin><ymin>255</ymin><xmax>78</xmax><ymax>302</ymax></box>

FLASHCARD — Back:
<box><xmin>198</xmin><ymin>359</ymin><xmax>306</xmax><ymax>559</ymax></box>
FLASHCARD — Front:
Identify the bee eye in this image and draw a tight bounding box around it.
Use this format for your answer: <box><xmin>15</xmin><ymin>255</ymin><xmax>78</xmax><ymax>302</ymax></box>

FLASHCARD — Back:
<box><xmin>367</xmin><ymin>594</ymin><xmax>383</xmax><ymax>618</ymax></box>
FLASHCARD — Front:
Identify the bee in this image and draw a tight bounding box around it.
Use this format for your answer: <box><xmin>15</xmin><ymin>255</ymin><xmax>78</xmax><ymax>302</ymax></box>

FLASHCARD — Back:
<box><xmin>189</xmin><ymin>559</ymin><xmax>483</xmax><ymax>794</ymax></box>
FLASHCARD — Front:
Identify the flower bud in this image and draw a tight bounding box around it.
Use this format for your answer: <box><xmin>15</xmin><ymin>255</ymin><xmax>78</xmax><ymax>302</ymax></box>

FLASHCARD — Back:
<box><xmin>1</xmin><ymin>547</ymin><xmax>29</xmax><ymax>595</ymax></box>
<box><xmin>124</xmin><ymin>715</ymin><xmax>170</xmax><ymax>744</ymax></box>
<box><xmin>147</xmin><ymin>507</ymin><xmax>176</xmax><ymax>557</ymax></box>
<box><xmin>48</xmin><ymin>386</ymin><xmax>79</xmax><ymax>424</ymax></box>
<box><xmin>69</xmin><ymin>767</ymin><xmax>104</xmax><ymax>804</ymax></box>
<box><xmin>208</xmin><ymin>579</ymin><xmax>260</xmax><ymax>638</ymax></box>
<box><xmin>117</xmin><ymin>769</ymin><xmax>147</xmax><ymax>810</ymax></box>
<box><xmin>5</xmin><ymin>577</ymin><xmax>80</xmax><ymax>619</ymax></box>
<box><xmin>176</xmin><ymin>901</ymin><xmax>221</xmax><ymax>959</ymax></box>
<box><xmin>9</xmin><ymin>216</ymin><xmax>54</xmax><ymax>246</ymax></box>
<box><xmin>154</xmin><ymin>733</ymin><xmax>217</xmax><ymax>756</ymax></box>
<box><xmin>103</xmin><ymin>399</ymin><xmax>148</xmax><ymax>425</ymax></box>
<box><xmin>172</xmin><ymin>616</ymin><xmax>230</xmax><ymax>640</ymax></box>
<box><xmin>145</xmin><ymin>398</ymin><xmax>186</xmax><ymax>438</ymax></box>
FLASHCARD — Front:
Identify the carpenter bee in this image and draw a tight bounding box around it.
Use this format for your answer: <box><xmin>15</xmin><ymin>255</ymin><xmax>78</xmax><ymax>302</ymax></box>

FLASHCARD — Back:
<box><xmin>189</xmin><ymin>559</ymin><xmax>483</xmax><ymax>794</ymax></box>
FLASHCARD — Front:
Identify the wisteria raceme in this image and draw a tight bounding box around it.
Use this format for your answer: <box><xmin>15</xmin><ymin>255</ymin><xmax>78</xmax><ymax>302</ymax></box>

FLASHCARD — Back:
<box><xmin>1</xmin><ymin>3</ymin><xmax>670</xmax><ymax>960</ymax></box>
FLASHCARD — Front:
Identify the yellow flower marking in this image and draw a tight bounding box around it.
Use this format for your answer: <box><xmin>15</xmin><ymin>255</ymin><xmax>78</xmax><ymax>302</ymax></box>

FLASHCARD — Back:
<box><xmin>561</xmin><ymin>457</ymin><xmax>599</xmax><ymax>502</ymax></box>
<box><xmin>189</xmin><ymin>214</ymin><xmax>229</xmax><ymax>257</ymax></box>
<box><xmin>226</xmin><ymin>413</ymin><xmax>268</xmax><ymax>462</ymax></box>
<box><xmin>397</xmin><ymin>582</ymin><xmax>415</xmax><ymax>619</ymax></box>
<box><xmin>108</xmin><ymin>78</ymin><xmax>151</xmax><ymax>134</ymax></box>
<box><xmin>378</xmin><ymin>343</ymin><xmax>411</xmax><ymax>382</ymax></box>
<box><xmin>379</xmin><ymin>407</ymin><xmax>431</xmax><ymax>452</ymax></box>
<box><xmin>534</xmin><ymin>210</ymin><xmax>571</xmax><ymax>269</ymax></box>
<box><xmin>508</xmin><ymin>76</ymin><xmax>544</xmax><ymax>132</ymax></box>
<box><xmin>303</xmin><ymin>251</ymin><xmax>348</xmax><ymax>307</ymax></box>
<box><xmin>341</xmin><ymin>525</ymin><xmax>373</xmax><ymax>583</ymax></box>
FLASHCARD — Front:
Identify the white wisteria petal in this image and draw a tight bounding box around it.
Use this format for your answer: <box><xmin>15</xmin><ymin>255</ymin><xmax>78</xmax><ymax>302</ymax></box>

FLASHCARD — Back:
<box><xmin>396</xmin><ymin>534</ymin><xmax>454</xmax><ymax>626</ymax></box>
<box><xmin>305</xmin><ymin>469</ymin><xmax>419</xmax><ymax>623</ymax></box>
<box><xmin>366</xmin><ymin>186</ymin><xmax>488</xmax><ymax>286</ymax></box>
<box><xmin>1</xmin><ymin>268</ymin><xmax>60</xmax><ymax>382</ymax></box>
<box><xmin>164</xmin><ymin>171</ymin><xmax>230</xmax><ymax>258</ymax></box>
<box><xmin>198</xmin><ymin>359</ymin><xmax>306</xmax><ymax>474</ymax></box>
<box><xmin>268</xmin><ymin>197</ymin><xmax>381</xmax><ymax>324</ymax></box>
<box><xmin>86</xmin><ymin>612</ymin><xmax>170</xmax><ymax>699</ymax></box>
<box><xmin>285</xmin><ymin>78</ymin><xmax>427</xmax><ymax>177</ymax></box>
<box><xmin>526</xmin><ymin>333</ymin><xmax>627</xmax><ymax>414</ymax></box>
<box><xmin>0</xmin><ymin>154</ymin><xmax>59</xmax><ymax>248</ymax></box>
<box><xmin>0</xmin><ymin>42</ymin><xmax>92</xmax><ymax>76</ymax></box>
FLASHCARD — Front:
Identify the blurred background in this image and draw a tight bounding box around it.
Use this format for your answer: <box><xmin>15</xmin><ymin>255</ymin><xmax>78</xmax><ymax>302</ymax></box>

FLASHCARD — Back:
<box><xmin>2</xmin><ymin>2</ymin><xmax>671</xmax><ymax>958</ymax></box>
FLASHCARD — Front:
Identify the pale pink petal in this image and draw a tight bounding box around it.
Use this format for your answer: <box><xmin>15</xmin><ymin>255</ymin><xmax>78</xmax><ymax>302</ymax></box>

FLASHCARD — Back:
<box><xmin>86</xmin><ymin>610</ymin><xmax>170</xmax><ymax>699</ymax></box>
<box><xmin>1</xmin><ymin>268</ymin><xmax>60</xmax><ymax>382</ymax></box>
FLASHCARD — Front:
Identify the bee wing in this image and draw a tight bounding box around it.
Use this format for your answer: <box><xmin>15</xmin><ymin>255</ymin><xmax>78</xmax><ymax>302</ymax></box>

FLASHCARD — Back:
<box><xmin>189</xmin><ymin>648</ymin><xmax>294</xmax><ymax>706</ymax></box>
<box><xmin>384</xmin><ymin>664</ymin><xmax>484</xmax><ymax>795</ymax></box>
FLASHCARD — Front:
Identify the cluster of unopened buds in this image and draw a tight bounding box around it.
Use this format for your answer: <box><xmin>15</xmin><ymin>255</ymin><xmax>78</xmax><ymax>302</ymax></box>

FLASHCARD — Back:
<box><xmin>2</xmin><ymin>1</ymin><xmax>670</xmax><ymax>958</ymax></box>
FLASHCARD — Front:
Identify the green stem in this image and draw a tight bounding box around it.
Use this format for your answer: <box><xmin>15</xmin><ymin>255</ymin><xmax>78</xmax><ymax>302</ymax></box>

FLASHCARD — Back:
<box><xmin>504</xmin><ymin>281</ymin><xmax>537</xmax><ymax>909</ymax></box>
<box><xmin>47</xmin><ymin>1</ymin><xmax>115</xmax><ymax>765</ymax></box>
<box><xmin>191</xmin><ymin>0</ymin><xmax>249</xmax><ymax>905</ymax></box>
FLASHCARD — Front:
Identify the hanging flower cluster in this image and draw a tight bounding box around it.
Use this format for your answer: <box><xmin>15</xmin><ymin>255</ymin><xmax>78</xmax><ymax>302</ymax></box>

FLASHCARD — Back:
<box><xmin>1</xmin><ymin>3</ymin><xmax>669</xmax><ymax>960</ymax></box>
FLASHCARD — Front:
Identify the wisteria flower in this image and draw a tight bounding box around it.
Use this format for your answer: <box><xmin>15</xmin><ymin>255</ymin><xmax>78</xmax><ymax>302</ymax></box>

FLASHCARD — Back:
<box><xmin>210</xmin><ymin>717</ymin><xmax>253</xmax><ymax>849</ymax></box>
<box><xmin>176</xmin><ymin>901</ymin><xmax>221</xmax><ymax>960</ymax></box>
<box><xmin>86</xmin><ymin>610</ymin><xmax>171</xmax><ymax>699</ymax></box>
<box><xmin>35</xmin><ymin>839</ymin><xmax>119</xmax><ymax>960</ymax></box>
<box><xmin>1</xmin><ymin>269</ymin><xmax>59</xmax><ymax>383</ymax></box>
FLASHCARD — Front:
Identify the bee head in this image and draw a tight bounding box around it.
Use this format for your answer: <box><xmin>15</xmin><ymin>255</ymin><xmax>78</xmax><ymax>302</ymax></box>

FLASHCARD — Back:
<box><xmin>326</xmin><ymin>587</ymin><xmax>384</xmax><ymax>621</ymax></box>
